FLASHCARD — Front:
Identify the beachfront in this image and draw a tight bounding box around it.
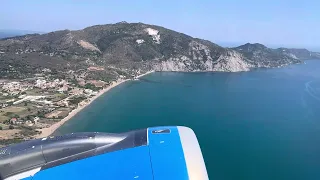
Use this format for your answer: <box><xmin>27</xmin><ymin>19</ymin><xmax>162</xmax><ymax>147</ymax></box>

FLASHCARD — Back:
<box><xmin>34</xmin><ymin>71</ymin><xmax>154</xmax><ymax>138</ymax></box>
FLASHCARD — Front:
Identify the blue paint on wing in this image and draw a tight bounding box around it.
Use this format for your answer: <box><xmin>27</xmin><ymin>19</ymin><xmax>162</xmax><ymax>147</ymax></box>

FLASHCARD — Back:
<box><xmin>148</xmin><ymin>126</ymin><xmax>188</xmax><ymax>180</ymax></box>
<box><xmin>32</xmin><ymin>146</ymin><xmax>153</xmax><ymax>180</ymax></box>
<box><xmin>25</xmin><ymin>126</ymin><xmax>188</xmax><ymax>180</ymax></box>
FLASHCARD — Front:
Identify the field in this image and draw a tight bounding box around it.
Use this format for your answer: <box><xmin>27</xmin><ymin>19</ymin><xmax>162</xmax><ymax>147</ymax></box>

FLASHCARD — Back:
<box><xmin>0</xmin><ymin>129</ymin><xmax>21</xmax><ymax>140</ymax></box>
<box><xmin>0</xmin><ymin>106</ymin><xmax>27</xmax><ymax>122</ymax></box>
<box><xmin>45</xmin><ymin>108</ymin><xmax>69</xmax><ymax>118</ymax></box>
<box><xmin>0</xmin><ymin>115</ymin><xmax>7</xmax><ymax>122</ymax></box>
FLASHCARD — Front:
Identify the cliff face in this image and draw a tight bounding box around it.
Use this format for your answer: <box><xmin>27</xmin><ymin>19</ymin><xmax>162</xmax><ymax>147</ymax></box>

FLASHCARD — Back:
<box><xmin>154</xmin><ymin>49</ymin><xmax>252</xmax><ymax>72</ymax></box>
<box><xmin>0</xmin><ymin>22</ymin><xmax>318</xmax><ymax>79</ymax></box>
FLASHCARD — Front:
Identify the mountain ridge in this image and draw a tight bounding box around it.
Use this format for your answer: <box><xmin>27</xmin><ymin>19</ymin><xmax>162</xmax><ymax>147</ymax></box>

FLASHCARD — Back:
<box><xmin>0</xmin><ymin>22</ymin><xmax>319</xmax><ymax>80</ymax></box>
<box><xmin>0</xmin><ymin>29</ymin><xmax>45</xmax><ymax>39</ymax></box>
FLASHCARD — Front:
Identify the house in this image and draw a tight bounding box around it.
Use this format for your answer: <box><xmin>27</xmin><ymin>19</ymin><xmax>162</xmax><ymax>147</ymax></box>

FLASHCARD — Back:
<box><xmin>84</xmin><ymin>89</ymin><xmax>93</xmax><ymax>94</ymax></box>
<box><xmin>16</xmin><ymin>120</ymin><xmax>24</xmax><ymax>125</ymax></box>
<box><xmin>57</xmin><ymin>85</ymin><xmax>68</xmax><ymax>93</ymax></box>
<box><xmin>0</xmin><ymin>103</ymin><xmax>8</xmax><ymax>108</ymax></box>
<box><xmin>34</xmin><ymin>117</ymin><xmax>40</xmax><ymax>124</ymax></box>
<box><xmin>35</xmin><ymin>79</ymin><xmax>46</xmax><ymax>88</ymax></box>
<box><xmin>25</xmin><ymin>120</ymin><xmax>33</xmax><ymax>126</ymax></box>
<box><xmin>10</xmin><ymin>118</ymin><xmax>17</xmax><ymax>124</ymax></box>
<box><xmin>55</xmin><ymin>101</ymin><xmax>67</xmax><ymax>107</ymax></box>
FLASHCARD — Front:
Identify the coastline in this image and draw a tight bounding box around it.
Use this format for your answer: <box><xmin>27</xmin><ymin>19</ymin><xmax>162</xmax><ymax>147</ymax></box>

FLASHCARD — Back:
<box><xmin>34</xmin><ymin>70</ymin><xmax>154</xmax><ymax>139</ymax></box>
<box><xmin>135</xmin><ymin>70</ymin><xmax>154</xmax><ymax>79</ymax></box>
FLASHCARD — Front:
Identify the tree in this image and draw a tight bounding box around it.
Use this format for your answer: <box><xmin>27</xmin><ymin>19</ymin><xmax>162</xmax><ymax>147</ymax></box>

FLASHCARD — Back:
<box><xmin>69</xmin><ymin>96</ymin><xmax>86</xmax><ymax>105</ymax></box>
<box><xmin>5</xmin><ymin>112</ymin><xmax>20</xmax><ymax>118</ymax></box>
<box><xmin>4</xmin><ymin>112</ymin><xmax>13</xmax><ymax>116</ymax></box>
<box><xmin>84</xmin><ymin>83</ymin><xmax>101</xmax><ymax>91</ymax></box>
<box><xmin>37</xmin><ymin>111</ymin><xmax>45</xmax><ymax>118</ymax></box>
<box><xmin>26</xmin><ymin>115</ymin><xmax>32</xmax><ymax>120</ymax></box>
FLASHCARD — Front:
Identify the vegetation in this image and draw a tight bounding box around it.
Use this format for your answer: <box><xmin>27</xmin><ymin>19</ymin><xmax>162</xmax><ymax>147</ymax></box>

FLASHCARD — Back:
<box><xmin>69</xmin><ymin>96</ymin><xmax>86</xmax><ymax>105</ymax></box>
<box><xmin>70</xmin><ymin>78</ymin><xmax>79</xmax><ymax>86</ymax></box>
<box><xmin>4</xmin><ymin>112</ymin><xmax>20</xmax><ymax>118</ymax></box>
<box><xmin>86</xmin><ymin>71</ymin><xmax>117</xmax><ymax>82</ymax></box>
<box><xmin>84</xmin><ymin>83</ymin><xmax>101</xmax><ymax>91</ymax></box>
<box><xmin>1</xmin><ymin>22</ymin><xmax>316</xmax><ymax>82</ymax></box>
<box><xmin>0</xmin><ymin>138</ymin><xmax>23</xmax><ymax>146</ymax></box>
<box><xmin>25</xmin><ymin>115</ymin><xmax>33</xmax><ymax>120</ymax></box>
<box><xmin>37</xmin><ymin>111</ymin><xmax>46</xmax><ymax>118</ymax></box>
<box><xmin>4</xmin><ymin>112</ymin><xmax>14</xmax><ymax>116</ymax></box>
<box><xmin>21</xmin><ymin>130</ymin><xmax>37</xmax><ymax>136</ymax></box>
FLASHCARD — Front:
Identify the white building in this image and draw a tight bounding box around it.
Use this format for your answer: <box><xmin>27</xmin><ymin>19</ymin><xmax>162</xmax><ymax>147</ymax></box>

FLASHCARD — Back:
<box><xmin>35</xmin><ymin>79</ymin><xmax>47</xmax><ymax>88</ymax></box>
<box><xmin>34</xmin><ymin>117</ymin><xmax>40</xmax><ymax>124</ymax></box>
<box><xmin>84</xmin><ymin>89</ymin><xmax>93</xmax><ymax>95</ymax></box>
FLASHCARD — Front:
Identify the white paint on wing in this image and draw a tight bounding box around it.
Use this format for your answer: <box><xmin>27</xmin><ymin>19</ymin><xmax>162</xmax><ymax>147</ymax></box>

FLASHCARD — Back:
<box><xmin>5</xmin><ymin>167</ymin><xmax>41</xmax><ymax>180</ymax></box>
<box><xmin>177</xmin><ymin>126</ymin><xmax>209</xmax><ymax>180</ymax></box>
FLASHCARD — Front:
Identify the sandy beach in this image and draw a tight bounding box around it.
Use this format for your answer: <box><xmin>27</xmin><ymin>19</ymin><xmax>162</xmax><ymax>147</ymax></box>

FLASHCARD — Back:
<box><xmin>34</xmin><ymin>71</ymin><xmax>154</xmax><ymax>139</ymax></box>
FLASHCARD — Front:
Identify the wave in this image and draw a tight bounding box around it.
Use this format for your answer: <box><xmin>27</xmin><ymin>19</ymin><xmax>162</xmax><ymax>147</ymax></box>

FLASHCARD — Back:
<box><xmin>305</xmin><ymin>81</ymin><xmax>320</xmax><ymax>101</ymax></box>
<box><xmin>301</xmin><ymin>84</ymin><xmax>320</xmax><ymax>130</ymax></box>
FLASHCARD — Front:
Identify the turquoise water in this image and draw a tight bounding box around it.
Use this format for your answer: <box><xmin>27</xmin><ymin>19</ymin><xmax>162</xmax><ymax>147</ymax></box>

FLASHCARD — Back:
<box><xmin>57</xmin><ymin>60</ymin><xmax>320</xmax><ymax>180</ymax></box>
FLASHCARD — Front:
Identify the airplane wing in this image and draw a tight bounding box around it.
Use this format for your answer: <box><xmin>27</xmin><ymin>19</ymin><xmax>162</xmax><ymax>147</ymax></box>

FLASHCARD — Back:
<box><xmin>0</xmin><ymin>126</ymin><xmax>208</xmax><ymax>180</ymax></box>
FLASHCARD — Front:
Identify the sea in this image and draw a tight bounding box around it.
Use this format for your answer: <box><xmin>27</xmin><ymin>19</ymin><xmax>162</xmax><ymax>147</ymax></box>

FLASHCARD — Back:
<box><xmin>56</xmin><ymin>60</ymin><xmax>320</xmax><ymax>180</ymax></box>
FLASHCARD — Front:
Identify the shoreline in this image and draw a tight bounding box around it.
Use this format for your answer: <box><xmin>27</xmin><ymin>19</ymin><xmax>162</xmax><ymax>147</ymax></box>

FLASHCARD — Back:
<box><xmin>34</xmin><ymin>70</ymin><xmax>154</xmax><ymax>139</ymax></box>
<box><xmin>135</xmin><ymin>70</ymin><xmax>154</xmax><ymax>79</ymax></box>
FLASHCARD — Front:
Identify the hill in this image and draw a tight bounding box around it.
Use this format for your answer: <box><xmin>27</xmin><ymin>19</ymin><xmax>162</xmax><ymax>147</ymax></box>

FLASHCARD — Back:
<box><xmin>0</xmin><ymin>30</ymin><xmax>44</xmax><ymax>39</ymax></box>
<box><xmin>0</xmin><ymin>22</ymin><xmax>318</xmax><ymax>80</ymax></box>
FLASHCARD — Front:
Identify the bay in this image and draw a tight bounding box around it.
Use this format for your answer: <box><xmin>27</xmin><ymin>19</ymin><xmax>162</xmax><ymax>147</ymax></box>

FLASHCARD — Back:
<box><xmin>56</xmin><ymin>60</ymin><xmax>320</xmax><ymax>180</ymax></box>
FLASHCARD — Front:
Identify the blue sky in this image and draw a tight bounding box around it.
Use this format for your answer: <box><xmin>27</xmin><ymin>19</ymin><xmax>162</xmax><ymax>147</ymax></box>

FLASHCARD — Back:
<box><xmin>1</xmin><ymin>0</ymin><xmax>319</xmax><ymax>50</ymax></box>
